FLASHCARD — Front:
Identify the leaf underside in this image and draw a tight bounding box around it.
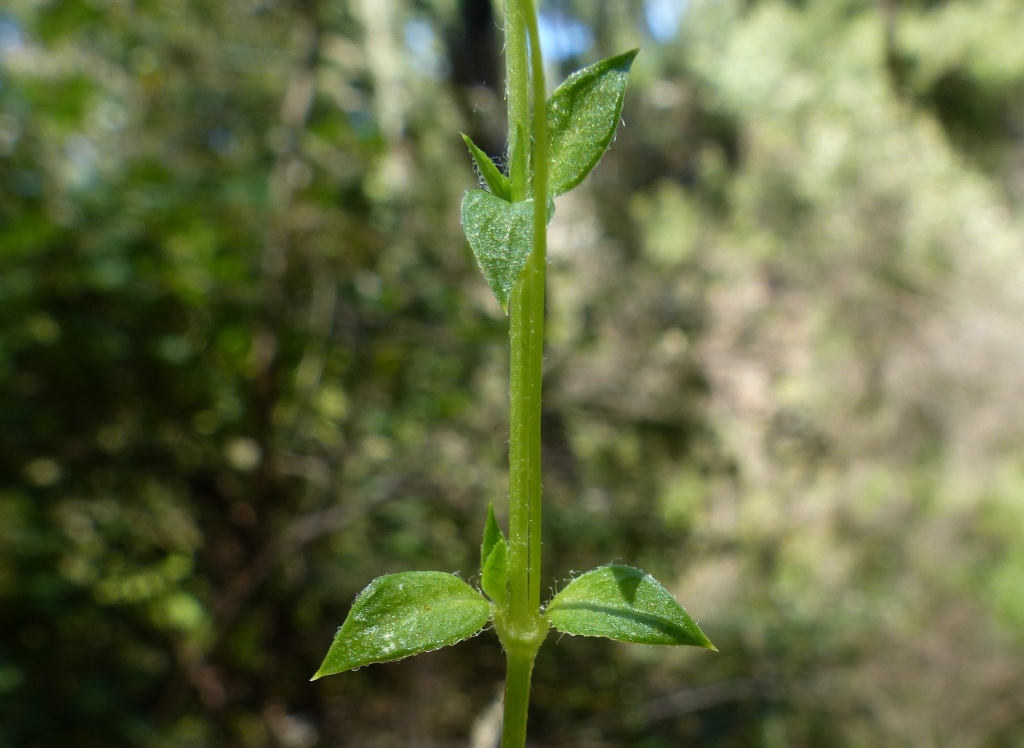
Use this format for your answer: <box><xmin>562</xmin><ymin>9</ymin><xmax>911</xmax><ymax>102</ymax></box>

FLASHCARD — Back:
<box><xmin>460</xmin><ymin>190</ymin><xmax>552</xmax><ymax>312</ymax></box>
<box><xmin>545</xmin><ymin>565</ymin><xmax>715</xmax><ymax>649</ymax></box>
<box><xmin>313</xmin><ymin>571</ymin><xmax>491</xmax><ymax>678</ymax></box>
<box><xmin>547</xmin><ymin>48</ymin><xmax>639</xmax><ymax>197</ymax></box>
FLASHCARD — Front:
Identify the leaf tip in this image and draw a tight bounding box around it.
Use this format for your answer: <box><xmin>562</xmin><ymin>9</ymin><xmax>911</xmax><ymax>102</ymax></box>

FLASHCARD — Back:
<box><xmin>692</xmin><ymin>625</ymin><xmax>717</xmax><ymax>651</ymax></box>
<box><xmin>310</xmin><ymin>662</ymin><xmax>338</xmax><ymax>680</ymax></box>
<box><xmin>601</xmin><ymin>48</ymin><xmax>640</xmax><ymax>75</ymax></box>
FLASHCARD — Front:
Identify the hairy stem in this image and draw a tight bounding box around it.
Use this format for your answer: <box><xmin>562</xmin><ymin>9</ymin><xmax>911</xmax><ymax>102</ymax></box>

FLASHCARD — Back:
<box><xmin>501</xmin><ymin>0</ymin><xmax>548</xmax><ymax>746</ymax></box>
<box><xmin>501</xmin><ymin>645</ymin><xmax>538</xmax><ymax>748</ymax></box>
<box><xmin>505</xmin><ymin>0</ymin><xmax>529</xmax><ymax>202</ymax></box>
<box><xmin>523</xmin><ymin>0</ymin><xmax>547</xmax><ymax>614</ymax></box>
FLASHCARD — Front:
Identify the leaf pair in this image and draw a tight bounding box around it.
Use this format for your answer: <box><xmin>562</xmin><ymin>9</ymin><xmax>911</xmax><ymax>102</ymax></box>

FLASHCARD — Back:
<box><xmin>313</xmin><ymin>511</ymin><xmax>713</xmax><ymax>680</ymax></box>
<box><xmin>312</xmin><ymin>562</ymin><xmax>713</xmax><ymax>678</ymax></box>
<box><xmin>461</xmin><ymin>49</ymin><xmax>639</xmax><ymax>311</ymax></box>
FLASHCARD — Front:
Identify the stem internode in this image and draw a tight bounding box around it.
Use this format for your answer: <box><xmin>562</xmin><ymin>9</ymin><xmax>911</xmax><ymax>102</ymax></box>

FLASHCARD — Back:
<box><xmin>500</xmin><ymin>1</ymin><xmax>549</xmax><ymax>746</ymax></box>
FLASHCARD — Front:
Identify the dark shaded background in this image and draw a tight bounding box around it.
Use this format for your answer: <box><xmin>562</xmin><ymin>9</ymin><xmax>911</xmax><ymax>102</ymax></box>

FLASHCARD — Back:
<box><xmin>3</xmin><ymin>0</ymin><xmax>1024</xmax><ymax>746</ymax></box>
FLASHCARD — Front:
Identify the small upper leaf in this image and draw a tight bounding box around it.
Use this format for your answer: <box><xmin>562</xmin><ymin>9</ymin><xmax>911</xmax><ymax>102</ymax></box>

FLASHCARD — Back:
<box><xmin>545</xmin><ymin>565</ymin><xmax>715</xmax><ymax>648</ymax></box>
<box><xmin>481</xmin><ymin>537</ymin><xmax>508</xmax><ymax>607</ymax></box>
<box><xmin>460</xmin><ymin>190</ymin><xmax>551</xmax><ymax>312</ymax></box>
<box><xmin>462</xmin><ymin>133</ymin><xmax>512</xmax><ymax>201</ymax></box>
<box><xmin>312</xmin><ymin>571</ymin><xmax>491</xmax><ymax>678</ymax></box>
<box><xmin>481</xmin><ymin>503</ymin><xmax>504</xmax><ymax>573</ymax></box>
<box><xmin>547</xmin><ymin>49</ymin><xmax>639</xmax><ymax>197</ymax></box>
<box><xmin>480</xmin><ymin>504</ymin><xmax>509</xmax><ymax>606</ymax></box>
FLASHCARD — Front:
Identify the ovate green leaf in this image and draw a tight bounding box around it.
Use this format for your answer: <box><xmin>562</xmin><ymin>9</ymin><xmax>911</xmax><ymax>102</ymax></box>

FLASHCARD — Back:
<box><xmin>461</xmin><ymin>133</ymin><xmax>512</xmax><ymax>201</ymax></box>
<box><xmin>460</xmin><ymin>190</ymin><xmax>552</xmax><ymax>312</ymax></box>
<box><xmin>547</xmin><ymin>49</ymin><xmax>639</xmax><ymax>196</ymax></box>
<box><xmin>312</xmin><ymin>571</ymin><xmax>491</xmax><ymax>678</ymax></box>
<box><xmin>545</xmin><ymin>565</ymin><xmax>715</xmax><ymax>648</ymax></box>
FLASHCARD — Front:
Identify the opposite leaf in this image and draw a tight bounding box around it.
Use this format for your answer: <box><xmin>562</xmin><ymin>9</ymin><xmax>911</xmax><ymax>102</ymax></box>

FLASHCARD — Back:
<box><xmin>313</xmin><ymin>571</ymin><xmax>491</xmax><ymax>678</ymax></box>
<box><xmin>547</xmin><ymin>49</ymin><xmax>639</xmax><ymax>197</ymax></box>
<box><xmin>545</xmin><ymin>565</ymin><xmax>715</xmax><ymax>649</ymax></box>
<box><xmin>482</xmin><ymin>538</ymin><xmax>508</xmax><ymax>607</ymax></box>
<box><xmin>460</xmin><ymin>190</ymin><xmax>553</xmax><ymax>312</ymax></box>
<box><xmin>462</xmin><ymin>133</ymin><xmax>512</xmax><ymax>201</ymax></box>
<box><xmin>480</xmin><ymin>504</ymin><xmax>509</xmax><ymax>606</ymax></box>
<box><xmin>481</xmin><ymin>503</ymin><xmax>504</xmax><ymax>574</ymax></box>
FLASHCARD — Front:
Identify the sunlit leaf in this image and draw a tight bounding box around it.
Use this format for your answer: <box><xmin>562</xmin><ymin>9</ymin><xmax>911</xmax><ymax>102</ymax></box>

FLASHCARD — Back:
<box><xmin>545</xmin><ymin>565</ymin><xmax>715</xmax><ymax>648</ymax></box>
<box><xmin>462</xmin><ymin>133</ymin><xmax>512</xmax><ymax>201</ymax></box>
<box><xmin>460</xmin><ymin>190</ymin><xmax>553</xmax><ymax>312</ymax></box>
<box><xmin>547</xmin><ymin>49</ymin><xmax>639</xmax><ymax>196</ymax></box>
<box><xmin>312</xmin><ymin>572</ymin><xmax>491</xmax><ymax>678</ymax></box>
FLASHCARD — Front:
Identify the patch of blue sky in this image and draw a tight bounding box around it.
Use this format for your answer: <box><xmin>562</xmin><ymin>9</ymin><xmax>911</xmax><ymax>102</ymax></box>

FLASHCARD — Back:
<box><xmin>404</xmin><ymin>19</ymin><xmax>446</xmax><ymax>79</ymax></box>
<box><xmin>538</xmin><ymin>11</ymin><xmax>593</xmax><ymax>64</ymax></box>
<box><xmin>644</xmin><ymin>0</ymin><xmax>690</xmax><ymax>43</ymax></box>
<box><xmin>0</xmin><ymin>15</ymin><xmax>24</xmax><ymax>85</ymax></box>
<box><xmin>0</xmin><ymin>16</ymin><xmax>23</xmax><ymax>54</ymax></box>
<box><xmin>0</xmin><ymin>16</ymin><xmax>23</xmax><ymax>90</ymax></box>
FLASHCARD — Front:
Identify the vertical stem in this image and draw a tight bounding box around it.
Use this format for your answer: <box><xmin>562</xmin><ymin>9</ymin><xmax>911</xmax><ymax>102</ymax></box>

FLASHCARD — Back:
<box><xmin>500</xmin><ymin>1</ymin><xmax>549</xmax><ymax>747</ymax></box>
<box><xmin>505</xmin><ymin>0</ymin><xmax>547</xmax><ymax>634</ymax></box>
<box><xmin>501</xmin><ymin>646</ymin><xmax>537</xmax><ymax>748</ymax></box>
<box><xmin>505</xmin><ymin>0</ymin><xmax>529</xmax><ymax>202</ymax></box>
<box><xmin>507</xmin><ymin>259</ymin><xmax>543</xmax><ymax>632</ymax></box>
<box><xmin>523</xmin><ymin>0</ymin><xmax>547</xmax><ymax>613</ymax></box>
<box><xmin>505</xmin><ymin>0</ymin><xmax>533</xmax><ymax>638</ymax></box>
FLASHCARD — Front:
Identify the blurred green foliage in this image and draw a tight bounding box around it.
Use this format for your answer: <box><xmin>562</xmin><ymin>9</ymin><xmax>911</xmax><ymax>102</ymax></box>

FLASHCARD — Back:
<box><xmin>2</xmin><ymin>0</ymin><xmax>1024</xmax><ymax>745</ymax></box>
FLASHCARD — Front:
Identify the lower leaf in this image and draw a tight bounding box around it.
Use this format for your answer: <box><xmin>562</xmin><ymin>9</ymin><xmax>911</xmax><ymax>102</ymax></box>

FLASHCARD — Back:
<box><xmin>545</xmin><ymin>565</ymin><xmax>715</xmax><ymax>649</ymax></box>
<box><xmin>312</xmin><ymin>571</ymin><xmax>491</xmax><ymax>678</ymax></box>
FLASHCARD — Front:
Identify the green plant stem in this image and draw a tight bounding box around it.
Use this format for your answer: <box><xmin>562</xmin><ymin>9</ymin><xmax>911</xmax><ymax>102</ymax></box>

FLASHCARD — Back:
<box><xmin>507</xmin><ymin>258</ymin><xmax>543</xmax><ymax>634</ymax></box>
<box><xmin>501</xmin><ymin>645</ymin><xmax>538</xmax><ymax>748</ymax></box>
<box><xmin>523</xmin><ymin>0</ymin><xmax>547</xmax><ymax>614</ymax></box>
<box><xmin>504</xmin><ymin>0</ymin><xmax>545</xmax><ymax>638</ymax></box>
<box><xmin>501</xmin><ymin>1</ymin><xmax>548</xmax><ymax>747</ymax></box>
<box><xmin>505</xmin><ymin>0</ymin><xmax>529</xmax><ymax>202</ymax></box>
